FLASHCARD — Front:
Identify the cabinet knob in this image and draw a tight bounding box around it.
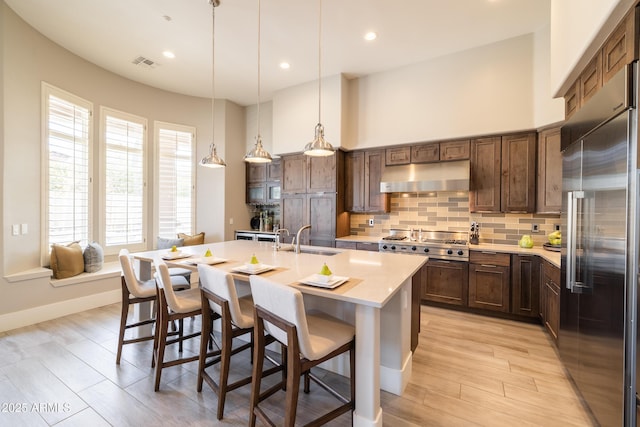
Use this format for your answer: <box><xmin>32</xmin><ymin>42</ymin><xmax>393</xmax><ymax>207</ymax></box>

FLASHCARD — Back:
<box><xmin>457</xmin><ymin>250</ymin><xmax>464</xmax><ymax>256</ymax></box>
<box><xmin>447</xmin><ymin>249</ymin><xmax>453</xmax><ymax>255</ymax></box>
<box><xmin>391</xmin><ymin>245</ymin><xmax>396</xmax><ymax>251</ymax></box>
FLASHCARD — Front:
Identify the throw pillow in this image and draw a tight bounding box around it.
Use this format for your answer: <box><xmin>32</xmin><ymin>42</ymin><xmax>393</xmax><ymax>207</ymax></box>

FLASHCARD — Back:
<box><xmin>83</xmin><ymin>242</ymin><xmax>104</xmax><ymax>273</ymax></box>
<box><xmin>50</xmin><ymin>242</ymin><xmax>84</xmax><ymax>279</ymax></box>
<box><xmin>177</xmin><ymin>232</ymin><xmax>205</xmax><ymax>246</ymax></box>
<box><xmin>157</xmin><ymin>236</ymin><xmax>184</xmax><ymax>250</ymax></box>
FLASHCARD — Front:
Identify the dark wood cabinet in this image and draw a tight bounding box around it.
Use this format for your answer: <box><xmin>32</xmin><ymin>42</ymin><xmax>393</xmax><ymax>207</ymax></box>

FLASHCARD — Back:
<box><xmin>345</xmin><ymin>150</ymin><xmax>390</xmax><ymax>213</ymax></box>
<box><xmin>511</xmin><ymin>254</ymin><xmax>540</xmax><ymax>318</ymax></box>
<box><xmin>602</xmin><ymin>9</ymin><xmax>636</xmax><ymax>84</ymax></box>
<box><xmin>421</xmin><ymin>260</ymin><xmax>469</xmax><ymax>307</ymax></box>
<box><xmin>335</xmin><ymin>240</ymin><xmax>379</xmax><ymax>252</ymax></box>
<box><xmin>282</xmin><ymin>154</ymin><xmax>307</xmax><ymax>194</ymax></box>
<box><xmin>246</xmin><ymin>159</ymin><xmax>281</xmax><ymax>205</ymax></box>
<box><xmin>440</xmin><ymin>140</ymin><xmax>470</xmax><ymax>161</ymax></box>
<box><xmin>280</xmin><ymin>152</ymin><xmax>347</xmax><ymax>247</ymax></box>
<box><xmin>468</xmin><ymin>251</ymin><xmax>510</xmax><ymax>313</ymax></box>
<box><xmin>540</xmin><ymin>260</ymin><xmax>560</xmax><ymax>344</ymax></box>
<box><xmin>580</xmin><ymin>52</ymin><xmax>602</xmax><ymax>106</ymax></box>
<box><xmin>386</xmin><ymin>147</ymin><xmax>411</xmax><ymax>165</ymax></box>
<box><xmin>411</xmin><ymin>143</ymin><xmax>439</xmax><ymax>163</ymax></box>
<box><xmin>411</xmin><ymin>266</ymin><xmax>424</xmax><ymax>352</ymax></box>
<box><xmin>470</xmin><ymin>137</ymin><xmax>501</xmax><ymax>213</ymax></box>
<box><xmin>501</xmin><ymin>133</ymin><xmax>536</xmax><ymax>213</ymax></box>
<box><xmin>537</xmin><ymin>127</ymin><xmax>562</xmax><ymax>214</ymax></box>
<box><xmin>564</xmin><ymin>81</ymin><xmax>580</xmax><ymax>119</ymax></box>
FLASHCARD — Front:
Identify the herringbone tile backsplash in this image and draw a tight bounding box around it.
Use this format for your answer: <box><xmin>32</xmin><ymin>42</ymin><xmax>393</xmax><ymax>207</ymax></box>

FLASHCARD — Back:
<box><xmin>349</xmin><ymin>192</ymin><xmax>561</xmax><ymax>246</ymax></box>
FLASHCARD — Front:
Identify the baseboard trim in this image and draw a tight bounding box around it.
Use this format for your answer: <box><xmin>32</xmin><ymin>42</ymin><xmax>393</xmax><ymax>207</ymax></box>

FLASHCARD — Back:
<box><xmin>0</xmin><ymin>289</ymin><xmax>121</xmax><ymax>333</ymax></box>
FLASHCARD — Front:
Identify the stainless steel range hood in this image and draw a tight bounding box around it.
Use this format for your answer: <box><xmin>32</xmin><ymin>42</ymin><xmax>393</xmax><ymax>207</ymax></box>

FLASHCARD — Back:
<box><xmin>380</xmin><ymin>160</ymin><xmax>469</xmax><ymax>193</ymax></box>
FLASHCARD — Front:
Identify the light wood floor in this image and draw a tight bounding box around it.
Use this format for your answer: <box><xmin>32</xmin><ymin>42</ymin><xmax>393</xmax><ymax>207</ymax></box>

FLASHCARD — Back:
<box><xmin>0</xmin><ymin>304</ymin><xmax>594</xmax><ymax>426</ymax></box>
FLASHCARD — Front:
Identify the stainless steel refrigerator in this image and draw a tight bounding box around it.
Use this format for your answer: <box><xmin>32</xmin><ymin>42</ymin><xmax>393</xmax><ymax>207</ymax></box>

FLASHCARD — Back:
<box><xmin>561</xmin><ymin>61</ymin><xmax>639</xmax><ymax>426</ymax></box>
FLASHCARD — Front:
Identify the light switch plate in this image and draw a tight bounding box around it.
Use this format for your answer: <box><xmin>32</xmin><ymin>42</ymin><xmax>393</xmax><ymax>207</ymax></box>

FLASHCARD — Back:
<box><xmin>12</xmin><ymin>224</ymin><xmax>19</xmax><ymax>236</ymax></box>
<box><xmin>368</xmin><ymin>218</ymin><xmax>374</xmax><ymax>227</ymax></box>
<box><xmin>21</xmin><ymin>223</ymin><xmax>28</xmax><ymax>234</ymax></box>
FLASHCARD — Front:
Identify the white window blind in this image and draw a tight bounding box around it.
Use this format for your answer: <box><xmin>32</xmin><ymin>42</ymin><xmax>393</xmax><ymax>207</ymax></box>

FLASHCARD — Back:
<box><xmin>156</xmin><ymin>122</ymin><xmax>195</xmax><ymax>237</ymax></box>
<box><xmin>102</xmin><ymin>109</ymin><xmax>146</xmax><ymax>249</ymax></box>
<box><xmin>43</xmin><ymin>84</ymin><xmax>92</xmax><ymax>253</ymax></box>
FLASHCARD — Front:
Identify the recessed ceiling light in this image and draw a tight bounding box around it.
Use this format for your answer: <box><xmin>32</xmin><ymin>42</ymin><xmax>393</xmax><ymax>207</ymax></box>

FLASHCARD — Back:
<box><xmin>364</xmin><ymin>32</ymin><xmax>377</xmax><ymax>41</ymax></box>
<box><xmin>162</xmin><ymin>51</ymin><xmax>175</xmax><ymax>59</ymax></box>
<box><xmin>279</xmin><ymin>62</ymin><xmax>290</xmax><ymax>70</ymax></box>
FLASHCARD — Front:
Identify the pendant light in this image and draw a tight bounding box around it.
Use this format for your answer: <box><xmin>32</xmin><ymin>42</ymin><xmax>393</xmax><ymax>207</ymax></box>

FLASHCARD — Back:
<box><xmin>303</xmin><ymin>0</ymin><xmax>335</xmax><ymax>157</ymax></box>
<box><xmin>244</xmin><ymin>0</ymin><xmax>272</xmax><ymax>163</ymax></box>
<box><xmin>200</xmin><ymin>0</ymin><xmax>226</xmax><ymax>168</ymax></box>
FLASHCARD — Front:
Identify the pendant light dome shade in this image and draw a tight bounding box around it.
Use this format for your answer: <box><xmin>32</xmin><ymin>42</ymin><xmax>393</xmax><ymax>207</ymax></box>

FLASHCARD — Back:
<box><xmin>201</xmin><ymin>142</ymin><xmax>226</xmax><ymax>168</ymax></box>
<box><xmin>303</xmin><ymin>123</ymin><xmax>334</xmax><ymax>156</ymax></box>
<box><xmin>244</xmin><ymin>0</ymin><xmax>273</xmax><ymax>164</ymax></box>
<box><xmin>244</xmin><ymin>135</ymin><xmax>272</xmax><ymax>163</ymax></box>
<box><xmin>304</xmin><ymin>0</ymin><xmax>335</xmax><ymax>157</ymax></box>
<box><xmin>199</xmin><ymin>0</ymin><xmax>226</xmax><ymax>168</ymax></box>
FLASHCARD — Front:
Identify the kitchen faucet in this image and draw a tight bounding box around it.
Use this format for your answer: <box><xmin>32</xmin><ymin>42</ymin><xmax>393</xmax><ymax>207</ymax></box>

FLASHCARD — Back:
<box><xmin>273</xmin><ymin>228</ymin><xmax>289</xmax><ymax>251</ymax></box>
<box><xmin>292</xmin><ymin>224</ymin><xmax>311</xmax><ymax>254</ymax></box>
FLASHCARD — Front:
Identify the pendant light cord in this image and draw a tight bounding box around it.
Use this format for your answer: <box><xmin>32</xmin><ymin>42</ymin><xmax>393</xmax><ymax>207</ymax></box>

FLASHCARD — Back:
<box><xmin>317</xmin><ymin>0</ymin><xmax>322</xmax><ymax>125</ymax></box>
<box><xmin>211</xmin><ymin>0</ymin><xmax>216</xmax><ymax>145</ymax></box>
<box><xmin>257</xmin><ymin>0</ymin><xmax>261</xmax><ymax>139</ymax></box>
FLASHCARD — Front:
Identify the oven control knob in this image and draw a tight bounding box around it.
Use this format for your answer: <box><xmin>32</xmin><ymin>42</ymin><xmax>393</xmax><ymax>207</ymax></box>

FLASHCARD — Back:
<box><xmin>382</xmin><ymin>245</ymin><xmax>388</xmax><ymax>250</ymax></box>
<box><xmin>411</xmin><ymin>246</ymin><xmax>417</xmax><ymax>251</ymax></box>
<box><xmin>391</xmin><ymin>245</ymin><xmax>396</xmax><ymax>251</ymax></box>
<box><xmin>457</xmin><ymin>250</ymin><xmax>464</xmax><ymax>256</ymax></box>
<box><xmin>423</xmin><ymin>248</ymin><xmax>429</xmax><ymax>253</ymax></box>
<box><xmin>447</xmin><ymin>249</ymin><xmax>453</xmax><ymax>255</ymax></box>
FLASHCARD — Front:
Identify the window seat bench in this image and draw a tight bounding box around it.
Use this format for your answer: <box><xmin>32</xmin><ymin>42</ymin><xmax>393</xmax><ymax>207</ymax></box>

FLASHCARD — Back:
<box><xmin>4</xmin><ymin>262</ymin><xmax>123</xmax><ymax>288</ymax></box>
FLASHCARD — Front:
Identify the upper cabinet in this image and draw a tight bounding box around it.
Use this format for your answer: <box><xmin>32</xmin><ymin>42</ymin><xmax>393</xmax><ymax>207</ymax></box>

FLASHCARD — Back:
<box><xmin>537</xmin><ymin>127</ymin><xmax>562</xmax><ymax>214</ymax></box>
<box><xmin>386</xmin><ymin>140</ymin><xmax>470</xmax><ymax>166</ymax></box>
<box><xmin>565</xmin><ymin>8</ymin><xmax>638</xmax><ymax>119</ymax></box>
<box><xmin>281</xmin><ymin>154</ymin><xmax>307</xmax><ymax>194</ymax></box>
<box><xmin>470</xmin><ymin>133</ymin><xmax>536</xmax><ymax>213</ymax></box>
<box><xmin>470</xmin><ymin>137</ymin><xmax>502</xmax><ymax>213</ymax></box>
<box><xmin>246</xmin><ymin>159</ymin><xmax>281</xmax><ymax>205</ymax></box>
<box><xmin>501</xmin><ymin>133</ymin><xmax>536</xmax><ymax>213</ymax></box>
<box><xmin>345</xmin><ymin>150</ymin><xmax>390</xmax><ymax>213</ymax></box>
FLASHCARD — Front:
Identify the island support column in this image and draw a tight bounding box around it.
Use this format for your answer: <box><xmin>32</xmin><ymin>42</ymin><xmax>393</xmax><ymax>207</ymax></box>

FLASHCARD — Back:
<box><xmin>353</xmin><ymin>304</ymin><xmax>382</xmax><ymax>427</ymax></box>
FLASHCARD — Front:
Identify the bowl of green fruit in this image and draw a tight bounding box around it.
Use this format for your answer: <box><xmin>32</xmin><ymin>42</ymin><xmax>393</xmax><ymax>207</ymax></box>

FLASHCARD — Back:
<box><xmin>548</xmin><ymin>230</ymin><xmax>562</xmax><ymax>246</ymax></box>
<box><xmin>314</xmin><ymin>263</ymin><xmax>334</xmax><ymax>283</ymax></box>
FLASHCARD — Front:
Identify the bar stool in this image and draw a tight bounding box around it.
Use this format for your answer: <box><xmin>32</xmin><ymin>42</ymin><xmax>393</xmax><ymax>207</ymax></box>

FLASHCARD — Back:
<box><xmin>197</xmin><ymin>265</ymin><xmax>284</xmax><ymax>420</ymax></box>
<box><xmin>152</xmin><ymin>259</ymin><xmax>202</xmax><ymax>391</ymax></box>
<box><xmin>248</xmin><ymin>275</ymin><xmax>356</xmax><ymax>427</ymax></box>
<box><xmin>116</xmin><ymin>249</ymin><xmax>189</xmax><ymax>364</ymax></box>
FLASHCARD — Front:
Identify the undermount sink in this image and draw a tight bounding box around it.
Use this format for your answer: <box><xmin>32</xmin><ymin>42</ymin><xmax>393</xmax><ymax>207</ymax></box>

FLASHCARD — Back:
<box><xmin>298</xmin><ymin>249</ymin><xmax>341</xmax><ymax>256</ymax></box>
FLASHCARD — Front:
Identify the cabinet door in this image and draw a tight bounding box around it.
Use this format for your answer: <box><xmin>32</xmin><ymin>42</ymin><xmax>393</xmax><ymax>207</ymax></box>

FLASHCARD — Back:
<box><xmin>422</xmin><ymin>260</ymin><xmax>469</xmax><ymax>306</ymax></box>
<box><xmin>440</xmin><ymin>140</ymin><xmax>470</xmax><ymax>161</ymax></box>
<box><xmin>246</xmin><ymin>183</ymin><xmax>266</xmax><ymax>204</ymax></box>
<box><xmin>364</xmin><ymin>150</ymin><xmax>390</xmax><ymax>213</ymax></box>
<box><xmin>580</xmin><ymin>51</ymin><xmax>602</xmax><ymax>106</ymax></box>
<box><xmin>356</xmin><ymin>242</ymin><xmax>380</xmax><ymax>252</ymax></box>
<box><xmin>501</xmin><ymin>133</ymin><xmax>536</xmax><ymax>213</ymax></box>
<box><xmin>602</xmin><ymin>10</ymin><xmax>636</xmax><ymax>84</ymax></box>
<box><xmin>247</xmin><ymin>163</ymin><xmax>267</xmax><ymax>183</ymax></box>
<box><xmin>308</xmin><ymin>155</ymin><xmax>336</xmax><ymax>193</ymax></box>
<box><xmin>345</xmin><ymin>151</ymin><xmax>365</xmax><ymax>212</ymax></box>
<box><xmin>411</xmin><ymin>143</ymin><xmax>439</xmax><ymax>163</ymax></box>
<box><xmin>564</xmin><ymin>81</ymin><xmax>580</xmax><ymax>119</ymax></box>
<box><xmin>537</xmin><ymin>127</ymin><xmax>562</xmax><ymax>213</ymax></box>
<box><xmin>266</xmin><ymin>182</ymin><xmax>281</xmax><ymax>204</ymax></box>
<box><xmin>546</xmin><ymin>280</ymin><xmax>560</xmax><ymax>342</ymax></box>
<box><xmin>470</xmin><ymin>137</ymin><xmax>501</xmax><ymax>212</ymax></box>
<box><xmin>280</xmin><ymin>194</ymin><xmax>307</xmax><ymax>244</ymax></box>
<box><xmin>267</xmin><ymin>159</ymin><xmax>281</xmax><ymax>181</ymax></box>
<box><xmin>335</xmin><ymin>241</ymin><xmax>357</xmax><ymax>250</ymax></box>
<box><xmin>386</xmin><ymin>147</ymin><xmax>411</xmax><ymax>165</ymax></box>
<box><xmin>282</xmin><ymin>154</ymin><xmax>307</xmax><ymax>194</ymax></box>
<box><xmin>308</xmin><ymin>193</ymin><xmax>336</xmax><ymax>247</ymax></box>
<box><xmin>511</xmin><ymin>255</ymin><xmax>540</xmax><ymax>317</ymax></box>
<box><xmin>468</xmin><ymin>263</ymin><xmax>510</xmax><ymax>312</ymax></box>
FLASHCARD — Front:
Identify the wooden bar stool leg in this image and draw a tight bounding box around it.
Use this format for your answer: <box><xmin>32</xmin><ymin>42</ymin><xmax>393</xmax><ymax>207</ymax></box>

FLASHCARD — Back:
<box><xmin>196</xmin><ymin>307</ymin><xmax>212</xmax><ymax>393</ymax></box>
<box><xmin>284</xmin><ymin>339</ymin><xmax>301</xmax><ymax>427</ymax></box>
<box><xmin>216</xmin><ymin>309</ymin><xmax>233</xmax><ymax>420</ymax></box>
<box><xmin>249</xmin><ymin>317</ymin><xmax>266</xmax><ymax>427</ymax></box>
<box><xmin>116</xmin><ymin>279</ymin><xmax>130</xmax><ymax>365</ymax></box>
<box><xmin>154</xmin><ymin>296</ymin><xmax>169</xmax><ymax>391</ymax></box>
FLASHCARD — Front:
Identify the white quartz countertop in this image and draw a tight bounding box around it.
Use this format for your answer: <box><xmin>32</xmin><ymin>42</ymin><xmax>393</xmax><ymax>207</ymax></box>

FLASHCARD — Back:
<box><xmin>134</xmin><ymin>240</ymin><xmax>427</xmax><ymax>308</ymax></box>
<box><xmin>334</xmin><ymin>235</ymin><xmax>561</xmax><ymax>268</ymax></box>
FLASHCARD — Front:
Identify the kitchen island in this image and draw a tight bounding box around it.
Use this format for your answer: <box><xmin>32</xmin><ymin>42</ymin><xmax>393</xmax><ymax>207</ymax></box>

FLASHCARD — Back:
<box><xmin>132</xmin><ymin>240</ymin><xmax>427</xmax><ymax>427</ymax></box>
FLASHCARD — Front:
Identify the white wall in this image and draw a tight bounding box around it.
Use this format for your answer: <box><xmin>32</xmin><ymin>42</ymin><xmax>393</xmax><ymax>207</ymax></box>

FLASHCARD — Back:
<box><xmin>345</xmin><ymin>34</ymin><xmax>537</xmax><ymax>149</ymax></box>
<box><xmin>533</xmin><ymin>23</ymin><xmax>565</xmax><ymax>128</ymax></box>
<box><xmin>0</xmin><ymin>4</ymin><xmax>240</xmax><ymax>317</ymax></box>
<box><xmin>550</xmin><ymin>0</ymin><xmax>635</xmax><ymax>96</ymax></box>
<box><xmin>245</xmin><ymin>101</ymin><xmax>273</xmax><ymax>154</ymax></box>
<box><xmin>272</xmin><ymin>75</ymin><xmax>343</xmax><ymax>154</ymax></box>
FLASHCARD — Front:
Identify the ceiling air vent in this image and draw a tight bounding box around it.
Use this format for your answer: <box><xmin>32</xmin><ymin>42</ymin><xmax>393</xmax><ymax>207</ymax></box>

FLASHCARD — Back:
<box><xmin>132</xmin><ymin>56</ymin><xmax>158</xmax><ymax>69</ymax></box>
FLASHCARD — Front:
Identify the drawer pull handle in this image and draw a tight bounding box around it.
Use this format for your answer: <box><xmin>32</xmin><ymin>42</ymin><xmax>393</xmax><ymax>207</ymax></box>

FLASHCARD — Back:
<box><xmin>480</xmin><ymin>264</ymin><xmax>497</xmax><ymax>268</ymax></box>
<box><xmin>480</xmin><ymin>251</ymin><xmax>497</xmax><ymax>255</ymax></box>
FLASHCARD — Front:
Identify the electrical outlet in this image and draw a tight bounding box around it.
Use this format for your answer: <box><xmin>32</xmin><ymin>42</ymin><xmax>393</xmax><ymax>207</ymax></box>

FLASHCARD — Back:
<box><xmin>229</xmin><ymin>217</ymin><xmax>234</xmax><ymax>225</ymax></box>
<box><xmin>21</xmin><ymin>223</ymin><xmax>28</xmax><ymax>235</ymax></box>
<box><xmin>554</xmin><ymin>224</ymin><xmax>560</xmax><ymax>231</ymax></box>
<box><xmin>531</xmin><ymin>223</ymin><xmax>539</xmax><ymax>233</ymax></box>
<box><xmin>368</xmin><ymin>218</ymin><xmax>374</xmax><ymax>227</ymax></box>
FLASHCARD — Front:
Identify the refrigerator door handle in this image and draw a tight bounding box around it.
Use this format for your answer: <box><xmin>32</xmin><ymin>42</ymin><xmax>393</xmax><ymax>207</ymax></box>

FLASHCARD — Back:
<box><xmin>566</xmin><ymin>190</ymin><xmax>584</xmax><ymax>292</ymax></box>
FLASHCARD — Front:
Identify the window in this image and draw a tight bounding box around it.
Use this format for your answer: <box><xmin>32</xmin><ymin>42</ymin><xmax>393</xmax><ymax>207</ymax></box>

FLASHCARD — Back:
<box><xmin>155</xmin><ymin>122</ymin><xmax>195</xmax><ymax>238</ymax></box>
<box><xmin>101</xmin><ymin>107</ymin><xmax>147</xmax><ymax>253</ymax></box>
<box><xmin>42</xmin><ymin>83</ymin><xmax>92</xmax><ymax>262</ymax></box>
